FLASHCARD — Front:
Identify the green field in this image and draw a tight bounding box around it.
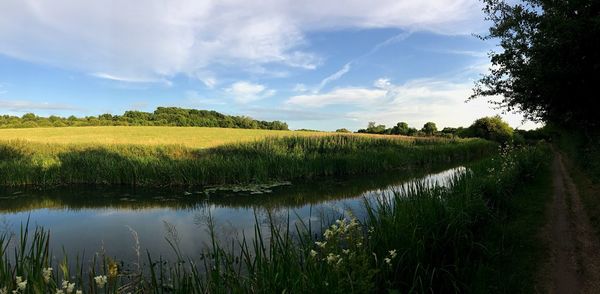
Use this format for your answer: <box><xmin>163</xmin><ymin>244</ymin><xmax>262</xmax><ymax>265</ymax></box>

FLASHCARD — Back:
<box><xmin>0</xmin><ymin>126</ymin><xmax>332</xmax><ymax>148</ymax></box>
<box><xmin>0</xmin><ymin>127</ymin><xmax>495</xmax><ymax>187</ymax></box>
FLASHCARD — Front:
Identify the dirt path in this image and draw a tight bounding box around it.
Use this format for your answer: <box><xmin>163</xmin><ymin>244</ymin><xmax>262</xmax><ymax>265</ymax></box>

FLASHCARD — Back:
<box><xmin>540</xmin><ymin>151</ymin><xmax>600</xmax><ymax>293</ymax></box>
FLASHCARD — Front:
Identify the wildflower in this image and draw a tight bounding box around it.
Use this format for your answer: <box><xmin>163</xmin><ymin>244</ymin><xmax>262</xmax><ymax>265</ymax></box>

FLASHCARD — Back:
<box><xmin>94</xmin><ymin>275</ymin><xmax>108</xmax><ymax>289</ymax></box>
<box><xmin>76</xmin><ymin>291</ymin><xmax>82</xmax><ymax>294</ymax></box>
<box><xmin>384</xmin><ymin>257</ymin><xmax>392</xmax><ymax>266</ymax></box>
<box><xmin>342</xmin><ymin>249</ymin><xmax>350</xmax><ymax>255</ymax></box>
<box><xmin>62</xmin><ymin>280</ymin><xmax>69</xmax><ymax>289</ymax></box>
<box><xmin>108</xmin><ymin>260</ymin><xmax>118</xmax><ymax>278</ymax></box>
<box><xmin>43</xmin><ymin>267</ymin><xmax>53</xmax><ymax>283</ymax></box>
<box><xmin>356</xmin><ymin>242</ymin><xmax>362</xmax><ymax>247</ymax></box>
<box><xmin>388</xmin><ymin>249</ymin><xmax>397</xmax><ymax>259</ymax></box>
<box><xmin>16</xmin><ymin>277</ymin><xmax>27</xmax><ymax>291</ymax></box>
<box><xmin>315</xmin><ymin>241</ymin><xmax>327</xmax><ymax>248</ymax></box>
<box><xmin>1</xmin><ymin>287</ymin><xmax>6</xmax><ymax>294</ymax></box>
<box><xmin>326</xmin><ymin>253</ymin><xmax>340</xmax><ymax>264</ymax></box>
<box><xmin>56</xmin><ymin>290</ymin><xmax>64</xmax><ymax>294</ymax></box>
<box><xmin>309</xmin><ymin>250</ymin><xmax>318</xmax><ymax>258</ymax></box>
<box><xmin>336</xmin><ymin>258</ymin><xmax>343</xmax><ymax>265</ymax></box>
<box><xmin>66</xmin><ymin>283</ymin><xmax>76</xmax><ymax>294</ymax></box>
<box><xmin>330</xmin><ymin>224</ymin><xmax>338</xmax><ymax>231</ymax></box>
<box><xmin>323</xmin><ymin>229</ymin><xmax>334</xmax><ymax>239</ymax></box>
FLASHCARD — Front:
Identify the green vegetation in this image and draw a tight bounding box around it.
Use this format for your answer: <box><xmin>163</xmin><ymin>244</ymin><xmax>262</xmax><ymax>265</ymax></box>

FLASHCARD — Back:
<box><xmin>0</xmin><ymin>107</ymin><xmax>289</xmax><ymax>130</ymax></box>
<box><xmin>0</xmin><ymin>144</ymin><xmax>550</xmax><ymax>293</ymax></box>
<box><xmin>0</xmin><ymin>126</ymin><xmax>326</xmax><ymax>149</ymax></box>
<box><xmin>0</xmin><ymin>135</ymin><xmax>495</xmax><ymax>188</ymax></box>
<box><xmin>473</xmin><ymin>0</ymin><xmax>600</xmax><ymax>129</ymax></box>
<box><xmin>460</xmin><ymin>115</ymin><xmax>514</xmax><ymax>144</ymax></box>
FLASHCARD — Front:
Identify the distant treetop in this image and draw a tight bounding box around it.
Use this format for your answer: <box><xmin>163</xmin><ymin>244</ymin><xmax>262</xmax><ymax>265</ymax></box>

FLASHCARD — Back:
<box><xmin>0</xmin><ymin>107</ymin><xmax>289</xmax><ymax>130</ymax></box>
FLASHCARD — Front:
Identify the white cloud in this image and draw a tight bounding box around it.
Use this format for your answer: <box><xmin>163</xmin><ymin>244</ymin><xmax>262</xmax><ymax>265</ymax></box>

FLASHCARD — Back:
<box><xmin>226</xmin><ymin>81</ymin><xmax>275</xmax><ymax>103</ymax></box>
<box><xmin>287</xmin><ymin>87</ymin><xmax>387</xmax><ymax>107</ymax></box>
<box><xmin>292</xmin><ymin>83</ymin><xmax>309</xmax><ymax>93</ymax></box>
<box><xmin>0</xmin><ymin>0</ymin><xmax>484</xmax><ymax>83</ymax></box>
<box><xmin>0</xmin><ymin>99</ymin><xmax>78</xmax><ymax>111</ymax></box>
<box><xmin>315</xmin><ymin>63</ymin><xmax>352</xmax><ymax>92</ymax></box>
<box><xmin>286</xmin><ymin>77</ymin><xmax>542</xmax><ymax>130</ymax></box>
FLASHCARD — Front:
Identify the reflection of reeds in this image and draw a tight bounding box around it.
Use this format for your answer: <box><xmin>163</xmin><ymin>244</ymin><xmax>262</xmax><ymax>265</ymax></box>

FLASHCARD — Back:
<box><xmin>0</xmin><ymin>145</ymin><xmax>549</xmax><ymax>293</ymax></box>
<box><xmin>0</xmin><ymin>135</ymin><xmax>495</xmax><ymax>188</ymax></box>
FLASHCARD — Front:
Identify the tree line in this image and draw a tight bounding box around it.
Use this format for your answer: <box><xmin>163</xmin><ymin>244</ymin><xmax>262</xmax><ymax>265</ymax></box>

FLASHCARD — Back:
<box><xmin>350</xmin><ymin>116</ymin><xmax>546</xmax><ymax>144</ymax></box>
<box><xmin>0</xmin><ymin>107</ymin><xmax>289</xmax><ymax>130</ymax></box>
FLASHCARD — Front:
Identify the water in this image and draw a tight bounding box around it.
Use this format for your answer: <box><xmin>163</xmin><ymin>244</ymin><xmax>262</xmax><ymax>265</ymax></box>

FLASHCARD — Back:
<box><xmin>0</xmin><ymin>166</ymin><xmax>464</xmax><ymax>264</ymax></box>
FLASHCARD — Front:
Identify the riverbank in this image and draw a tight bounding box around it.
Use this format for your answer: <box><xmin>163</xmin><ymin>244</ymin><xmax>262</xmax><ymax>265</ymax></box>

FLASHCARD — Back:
<box><xmin>0</xmin><ymin>135</ymin><xmax>495</xmax><ymax>188</ymax></box>
<box><xmin>0</xmin><ymin>144</ymin><xmax>550</xmax><ymax>293</ymax></box>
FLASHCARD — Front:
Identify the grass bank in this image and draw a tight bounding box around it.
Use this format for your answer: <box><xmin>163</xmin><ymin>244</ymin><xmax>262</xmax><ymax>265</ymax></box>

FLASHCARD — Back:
<box><xmin>0</xmin><ymin>135</ymin><xmax>495</xmax><ymax>188</ymax></box>
<box><xmin>0</xmin><ymin>144</ymin><xmax>550</xmax><ymax>293</ymax></box>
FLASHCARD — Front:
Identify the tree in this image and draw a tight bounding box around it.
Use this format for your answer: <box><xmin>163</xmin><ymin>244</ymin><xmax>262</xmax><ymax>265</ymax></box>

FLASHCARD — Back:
<box><xmin>336</xmin><ymin>128</ymin><xmax>351</xmax><ymax>133</ymax></box>
<box><xmin>472</xmin><ymin>0</ymin><xmax>600</xmax><ymax>129</ymax></box>
<box><xmin>421</xmin><ymin>122</ymin><xmax>437</xmax><ymax>136</ymax></box>
<box><xmin>466</xmin><ymin>115</ymin><xmax>514</xmax><ymax>144</ymax></box>
<box><xmin>392</xmin><ymin>122</ymin><xmax>410</xmax><ymax>135</ymax></box>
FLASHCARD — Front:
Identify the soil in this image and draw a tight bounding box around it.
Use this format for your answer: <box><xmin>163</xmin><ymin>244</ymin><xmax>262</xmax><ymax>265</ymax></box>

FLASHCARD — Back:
<box><xmin>538</xmin><ymin>151</ymin><xmax>600</xmax><ymax>293</ymax></box>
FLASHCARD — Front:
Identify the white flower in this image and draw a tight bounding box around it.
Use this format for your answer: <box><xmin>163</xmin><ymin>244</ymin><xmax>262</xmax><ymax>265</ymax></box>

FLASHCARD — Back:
<box><xmin>76</xmin><ymin>291</ymin><xmax>83</xmax><ymax>294</ymax></box>
<box><xmin>43</xmin><ymin>267</ymin><xmax>53</xmax><ymax>283</ymax></box>
<box><xmin>1</xmin><ymin>287</ymin><xmax>7</xmax><ymax>294</ymax></box>
<box><xmin>17</xmin><ymin>279</ymin><xmax>27</xmax><ymax>291</ymax></box>
<box><xmin>389</xmin><ymin>249</ymin><xmax>397</xmax><ymax>259</ymax></box>
<box><xmin>15</xmin><ymin>276</ymin><xmax>22</xmax><ymax>284</ymax></box>
<box><xmin>326</xmin><ymin>253</ymin><xmax>340</xmax><ymax>264</ymax></box>
<box><xmin>323</xmin><ymin>229</ymin><xmax>334</xmax><ymax>239</ymax></box>
<box><xmin>66</xmin><ymin>283</ymin><xmax>76</xmax><ymax>294</ymax></box>
<box><xmin>384</xmin><ymin>257</ymin><xmax>392</xmax><ymax>265</ymax></box>
<box><xmin>315</xmin><ymin>241</ymin><xmax>327</xmax><ymax>248</ymax></box>
<box><xmin>309</xmin><ymin>250</ymin><xmax>318</xmax><ymax>258</ymax></box>
<box><xmin>56</xmin><ymin>290</ymin><xmax>64</xmax><ymax>294</ymax></box>
<box><xmin>94</xmin><ymin>275</ymin><xmax>108</xmax><ymax>289</ymax></box>
<box><xmin>342</xmin><ymin>249</ymin><xmax>350</xmax><ymax>255</ymax></box>
<box><xmin>62</xmin><ymin>280</ymin><xmax>69</xmax><ymax>289</ymax></box>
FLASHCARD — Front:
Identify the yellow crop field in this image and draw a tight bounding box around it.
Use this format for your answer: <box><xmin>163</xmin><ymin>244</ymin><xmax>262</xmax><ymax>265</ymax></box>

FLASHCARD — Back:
<box><xmin>0</xmin><ymin>126</ymin><xmax>329</xmax><ymax>148</ymax></box>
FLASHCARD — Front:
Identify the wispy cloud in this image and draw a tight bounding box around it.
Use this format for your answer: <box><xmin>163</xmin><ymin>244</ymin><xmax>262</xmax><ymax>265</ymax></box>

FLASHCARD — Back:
<box><xmin>91</xmin><ymin>73</ymin><xmax>173</xmax><ymax>86</ymax></box>
<box><xmin>315</xmin><ymin>63</ymin><xmax>351</xmax><ymax>93</ymax></box>
<box><xmin>225</xmin><ymin>81</ymin><xmax>275</xmax><ymax>104</ymax></box>
<box><xmin>286</xmin><ymin>77</ymin><xmax>541</xmax><ymax>129</ymax></box>
<box><xmin>0</xmin><ymin>99</ymin><xmax>79</xmax><ymax>111</ymax></box>
<box><xmin>0</xmin><ymin>0</ymin><xmax>484</xmax><ymax>83</ymax></box>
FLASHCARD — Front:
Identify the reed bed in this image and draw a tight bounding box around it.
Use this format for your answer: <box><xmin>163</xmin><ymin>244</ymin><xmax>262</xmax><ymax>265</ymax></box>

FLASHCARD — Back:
<box><xmin>0</xmin><ymin>135</ymin><xmax>495</xmax><ymax>188</ymax></box>
<box><xmin>0</xmin><ymin>144</ymin><xmax>549</xmax><ymax>293</ymax></box>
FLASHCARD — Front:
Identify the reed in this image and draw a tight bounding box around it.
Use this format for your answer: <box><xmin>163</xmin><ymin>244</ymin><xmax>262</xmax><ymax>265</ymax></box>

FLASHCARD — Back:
<box><xmin>0</xmin><ymin>135</ymin><xmax>495</xmax><ymax>188</ymax></box>
<box><xmin>0</xmin><ymin>144</ymin><xmax>550</xmax><ymax>293</ymax></box>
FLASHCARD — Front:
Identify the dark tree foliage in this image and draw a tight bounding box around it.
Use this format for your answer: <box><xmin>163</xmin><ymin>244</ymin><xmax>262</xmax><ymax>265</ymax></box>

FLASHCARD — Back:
<box><xmin>472</xmin><ymin>0</ymin><xmax>600</xmax><ymax>128</ymax></box>
<box><xmin>463</xmin><ymin>115</ymin><xmax>514</xmax><ymax>144</ymax></box>
<box><xmin>0</xmin><ymin>107</ymin><xmax>289</xmax><ymax>130</ymax></box>
<box><xmin>421</xmin><ymin>122</ymin><xmax>438</xmax><ymax>135</ymax></box>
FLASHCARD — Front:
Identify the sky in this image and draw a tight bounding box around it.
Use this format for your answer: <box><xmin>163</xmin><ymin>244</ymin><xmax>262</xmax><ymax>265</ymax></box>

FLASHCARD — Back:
<box><xmin>0</xmin><ymin>0</ymin><xmax>542</xmax><ymax>131</ymax></box>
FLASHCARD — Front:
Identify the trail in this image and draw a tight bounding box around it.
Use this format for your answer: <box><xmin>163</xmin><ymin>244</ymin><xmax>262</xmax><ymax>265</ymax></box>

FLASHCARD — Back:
<box><xmin>539</xmin><ymin>151</ymin><xmax>600</xmax><ymax>293</ymax></box>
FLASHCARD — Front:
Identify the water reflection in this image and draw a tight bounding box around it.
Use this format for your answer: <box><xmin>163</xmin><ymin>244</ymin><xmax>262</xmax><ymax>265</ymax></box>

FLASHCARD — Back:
<box><xmin>0</xmin><ymin>166</ymin><xmax>465</xmax><ymax>263</ymax></box>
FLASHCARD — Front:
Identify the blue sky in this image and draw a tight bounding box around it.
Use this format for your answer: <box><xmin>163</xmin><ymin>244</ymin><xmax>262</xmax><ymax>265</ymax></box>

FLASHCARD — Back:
<box><xmin>0</xmin><ymin>0</ymin><xmax>541</xmax><ymax>130</ymax></box>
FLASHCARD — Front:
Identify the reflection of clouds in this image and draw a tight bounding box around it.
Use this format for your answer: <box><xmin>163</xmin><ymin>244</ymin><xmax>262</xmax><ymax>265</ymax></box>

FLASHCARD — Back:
<box><xmin>1</xmin><ymin>166</ymin><xmax>467</xmax><ymax>263</ymax></box>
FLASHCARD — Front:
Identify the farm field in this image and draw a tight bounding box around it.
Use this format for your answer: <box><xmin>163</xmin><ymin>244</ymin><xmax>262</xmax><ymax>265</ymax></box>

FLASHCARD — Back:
<box><xmin>0</xmin><ymin>126</ymin><xmax>329</xmax><ymax>148</ymax></box>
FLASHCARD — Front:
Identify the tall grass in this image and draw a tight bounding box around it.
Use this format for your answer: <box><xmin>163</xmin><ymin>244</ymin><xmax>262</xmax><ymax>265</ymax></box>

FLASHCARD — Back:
<box><xmin>0</xmin><ymin>135</ymin><xmax>495</xmax><ymax>188</ymax></box>
<box><xmin>0</xmin><ymin>144</ymin><xmax>549</xmax><ymax>293</ymax></box>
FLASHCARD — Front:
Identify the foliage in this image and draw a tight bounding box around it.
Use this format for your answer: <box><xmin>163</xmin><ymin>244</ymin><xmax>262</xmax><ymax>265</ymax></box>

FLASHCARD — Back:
<box><xmin>472</xmin><ymin>0</ymin><xmax>600</xmax><ymax>129</ymax></box>
<box><xmin>463</xmin><ymin>115</ymin><xmax>514</xmax><ymax>144</ymax></box>
<box><xmin>0</xmin><ymin>135</ymin><xmax>496</xmax><ymax>188</ymax></box>
<box><xmin>0</xmin><ymin>107</ymin><xmax>289</xmax><ymax>130</ymax></box>
<box><xmin>357</xmin><ymin>121</ymin><xmax>423</xmax><ymax>137</ymax></box>
<box><xmin>335</xmin><ymin>128</ymin><xmax>351</xmax><ymax>133</ymax></box>
<box><xmin>0</xmin><ymin>126</ymin><xmax>321</xmax><ymax>149</ymax></box>
<box><xmin>421</xmin><ymin>122</ymin><xmax>438</xmax><ymax>135</ymax></box>
<box><xmin>0</xmin><ymin>144</ymin><xmax>550</xmax><ymax>293</ymax></box>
